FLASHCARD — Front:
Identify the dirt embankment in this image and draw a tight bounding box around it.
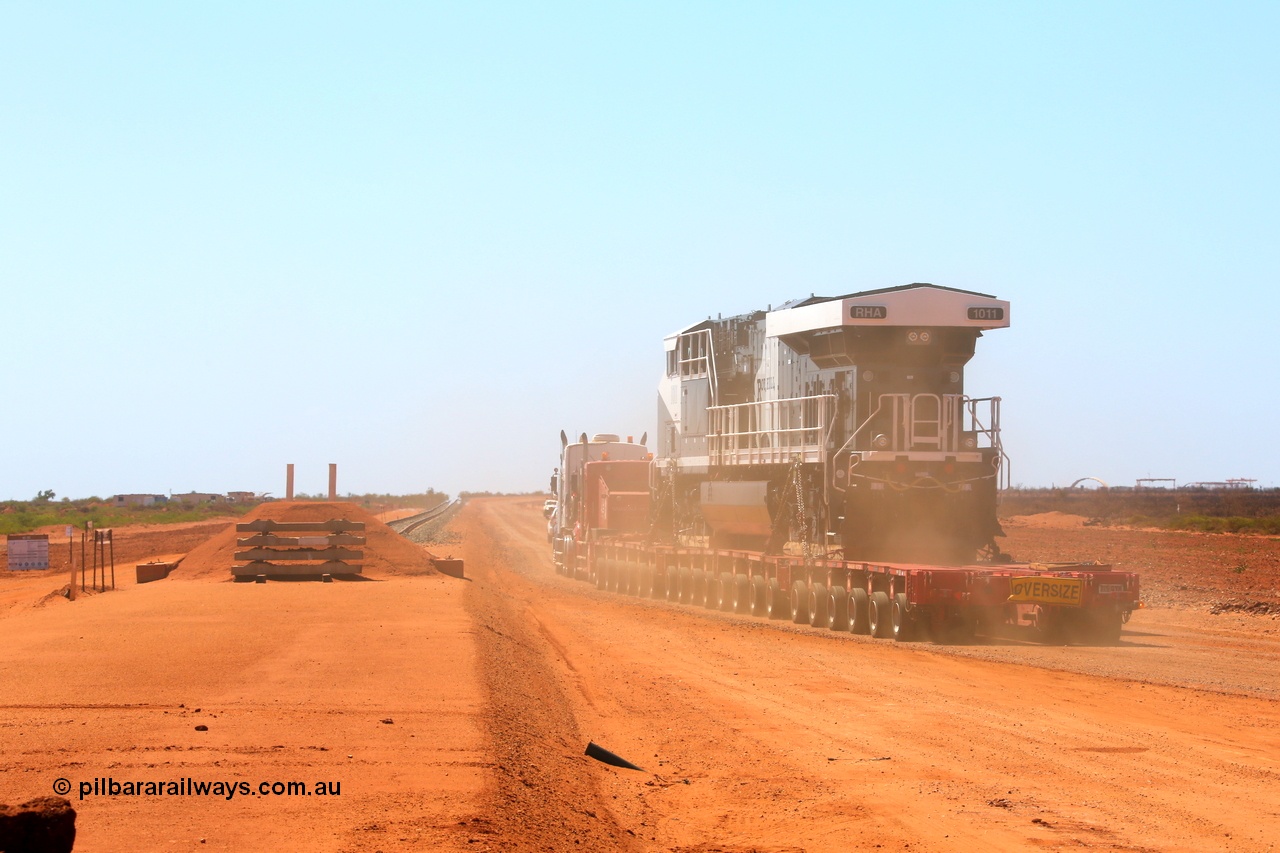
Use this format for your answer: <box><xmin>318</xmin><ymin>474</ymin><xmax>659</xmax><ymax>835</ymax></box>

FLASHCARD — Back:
<box><xmin>1001</xmin><ymin>512</ymin><xmax>1280</xmax><ymax>611</ymax></box>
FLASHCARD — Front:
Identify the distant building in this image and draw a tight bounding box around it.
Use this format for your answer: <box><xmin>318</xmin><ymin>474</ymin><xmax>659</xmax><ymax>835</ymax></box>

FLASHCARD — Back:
<box><xmin>112</xmin><ymin>494</ymin><xmax>167</xmax><ymax>507</ymax></box>
<box><xmin>226</xmin><ymin>491</ymin><xmax>257</xmax><ymax>503</ymax></box>
<box><xmin>171</xmin><ymin>492</ymin><xmax>223</xmax><ymax>505</ymax></box>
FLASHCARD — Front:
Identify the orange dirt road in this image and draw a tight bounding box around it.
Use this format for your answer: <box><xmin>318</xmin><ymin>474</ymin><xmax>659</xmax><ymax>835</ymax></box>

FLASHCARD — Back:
<box><xmin>456</xmin><ymin>497</ymin><xmax>1280</xmax><ymax>853</ymax></box>
<box><xmin>2</xmin><ymin>497</ymin><xmax>1278</xmax><ymax>851</ymax></box>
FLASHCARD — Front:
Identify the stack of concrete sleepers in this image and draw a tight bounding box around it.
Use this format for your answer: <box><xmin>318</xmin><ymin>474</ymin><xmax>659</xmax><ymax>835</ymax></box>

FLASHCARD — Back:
<box><xmin>232</xmin><ymin>519</ymin><xmax>366</xmax><ymax>581</ymax></box>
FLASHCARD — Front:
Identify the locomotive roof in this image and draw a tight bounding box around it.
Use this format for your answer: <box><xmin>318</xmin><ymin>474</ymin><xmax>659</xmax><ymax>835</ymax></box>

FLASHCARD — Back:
<box><xmin>790</xmin><ymin>282</ymin><xmax>998</xmax><ymax>306</ymax></box>
<box><xmin>664</xmin><ymin>283</ymin><xmax>1006</xmax><ymax>344</ymax></box>
<box><xmin>766</xmin><ymin>282</ymin><xmax>1009</xmax><ymax>337</ymax></box>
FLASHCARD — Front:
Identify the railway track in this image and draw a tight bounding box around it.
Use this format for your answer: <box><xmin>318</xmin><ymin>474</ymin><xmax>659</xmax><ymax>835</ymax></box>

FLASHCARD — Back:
<box><xmin>386</xmin><ymin>499</ymin><xmax>459</xmax><ymax>535</ymax></box>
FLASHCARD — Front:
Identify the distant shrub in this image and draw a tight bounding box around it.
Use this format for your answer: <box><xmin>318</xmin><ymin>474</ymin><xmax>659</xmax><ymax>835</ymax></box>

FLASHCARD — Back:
<box><xmin>1164</xmin><ymin>515</ymin><xmax>1280</xmax><ymax>535</ymax></box>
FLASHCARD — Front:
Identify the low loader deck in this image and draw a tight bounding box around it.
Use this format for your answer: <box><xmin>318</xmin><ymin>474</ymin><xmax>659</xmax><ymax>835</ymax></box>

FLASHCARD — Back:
<box><xmin>561</xmin><ymin>539</ymin><xmax>1139</xmax><ymax>645</ymax></box>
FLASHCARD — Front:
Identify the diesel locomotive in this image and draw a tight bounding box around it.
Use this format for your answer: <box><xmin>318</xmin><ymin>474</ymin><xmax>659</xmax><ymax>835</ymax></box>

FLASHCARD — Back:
<box><xmin>655</xmin><ymin>282</ymin><xmax>1009</xmax><ymax>564</ymax></box>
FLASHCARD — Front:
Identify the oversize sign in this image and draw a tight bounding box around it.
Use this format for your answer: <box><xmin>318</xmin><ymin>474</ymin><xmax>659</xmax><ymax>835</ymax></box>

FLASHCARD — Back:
<box><xmin>1008</xmin><ymin>576</ymin><xmax>1082</xmax><ymax>606</ymax></box>
<box><xmin>7</xmin><ymin>534</ymin><xmax>50</xmax><ymax>570</ymax></box>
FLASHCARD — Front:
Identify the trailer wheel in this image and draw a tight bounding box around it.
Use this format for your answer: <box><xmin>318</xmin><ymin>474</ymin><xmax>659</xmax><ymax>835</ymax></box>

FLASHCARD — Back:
<box><xmin>808</xmin><ymin>584</ymin><xmax>830</xmax><ymax>628</ymax></box>
<box><xmin>892</xmin><ymin>592</ymin><xmax>916</xmax><ymax>642</ymax></box>
<box><xmin>766</xmin><ymin>579</ymin><xmax>787</xmax><ymax>620</ymax></box>
<box><xmin>703</xmin><ymin>573</ymin><xmax>720</xmax><ymax>610</ymax></box>
<box><xmin>829</xmin><ymin>586</ymin><xmax>850</xmax><ymax>631</ymax></box>
<box><xmin>790</xmin><ymin>580</ymin><xmax>810</xmax><ymax>624</ymax></box>
<box><xmin>937</xmin><ymin>611</ymin><xmax>977</xmax><ymax>645</ymax></box>
<box><xmin>734</xmin><ymin>575</ymin><xmax>751</xmax><ymax>614</ymax></box>
<box><xmin>850</xmin><ymin>588</ymin><xmax>870</xmax><ymax>635</ymax></box>
<box><xmin>678</xmin><ymin>568</ymin><xmax>692</xmax><ymax>604</ymax></box>
<box><xmin>1087</xmin><ymin>611</ymin><xmax>1123</xmax><ymax>645</ymax></box>
<box><xmin>868</xmin><ymin>591</ymin><xmax>892</xmax><ymax>638</ymax></box>
<box><xmin>665</xmin><ymin>570</ymin><xmax>679</xmax><ymax>601</ymax></box>
<box><xmin>595</xmin><ymin>562</ymin><xmax>608</xmax><ymax>590</ymax></box>
<box><xmin>1032</xmin><ymin>605</ymin><xmax>1066</xmax><ymax>645</ymax></box>
<box><xmin>749</xmin><ymin>575</ymin><xmax>767</xmax><ymax>617</ymax></box>
<box><xmin>719</xmin><ymin>573</ymin><xmax>736</xmax><ymax>612</ymax></box>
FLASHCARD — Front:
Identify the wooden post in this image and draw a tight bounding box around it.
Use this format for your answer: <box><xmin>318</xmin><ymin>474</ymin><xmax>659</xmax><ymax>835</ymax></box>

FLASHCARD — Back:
<box><xmin>67</xmin><ymin>525</ymin><xmax>76</xmax><ymax>601</ymax></box>
<box><xmin>286</xmin><ymin>463</ymin><xmax>295</xmax><ymax>500</ymax></box>
<box><xmin>328</xmin><ymin>463</ymin><xmax>337</xmax><ymax>500</ymax></box>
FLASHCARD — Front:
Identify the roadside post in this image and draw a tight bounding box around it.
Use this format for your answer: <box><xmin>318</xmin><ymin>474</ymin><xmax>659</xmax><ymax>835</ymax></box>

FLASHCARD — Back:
<box><xmin>66</xmin><ymin>525</ymin><xmax>76</xmax><ymax>601</ymax></box>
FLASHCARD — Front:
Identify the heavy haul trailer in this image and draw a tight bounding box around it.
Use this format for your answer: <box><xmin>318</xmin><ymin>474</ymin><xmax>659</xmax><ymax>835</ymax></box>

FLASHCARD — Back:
<box><xmin>580</xmin><ymin>539</ymin><xmax>1139</xmax><ymax>644</ymax></box>
<box><xmin>552</xmin><ymin>283</ymin><xmax>1141</xmax><ymax>643</ymax></box>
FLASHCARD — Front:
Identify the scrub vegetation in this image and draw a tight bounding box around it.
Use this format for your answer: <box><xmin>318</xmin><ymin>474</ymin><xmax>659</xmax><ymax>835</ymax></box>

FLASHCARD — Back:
<box><xmin>1000</xmin><ymin>487</ymin><xmax>1280</xmax><ymax>534</ymax></box>
<box><xmin>0</xmin><ymin>489</ymin><xmax>450</xmax><ymax>536</ymax></box>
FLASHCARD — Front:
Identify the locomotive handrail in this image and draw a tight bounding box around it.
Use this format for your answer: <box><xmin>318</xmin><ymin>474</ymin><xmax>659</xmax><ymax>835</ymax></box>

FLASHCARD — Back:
<box><xmin>965</xmin><ymin>396</ymin><xmax>1009</xmax><ymax>489</ymax></box>
<box><xmin>839</xmin><ymin>394</ymin><xmax>1001</xmax><ymax>456</ymax></box>
<box><xmin>707</xmin><ymin>394</ymin><xmax>835</xmax><ymax>466</ymax></box>
<box><xmin>835</xmin><ymin>396</ymin><xmax>891</xmax><ymax>457</ymax></box>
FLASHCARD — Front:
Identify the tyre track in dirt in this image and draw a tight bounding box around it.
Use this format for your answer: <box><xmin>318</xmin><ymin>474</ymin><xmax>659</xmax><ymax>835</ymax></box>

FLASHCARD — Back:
<box><xmin>455</xmin><ymin>506</ymin><xmax>644</xmax><ymax>852</ymax></box>
<box><xmin>461</xmin><ymin>496</ymin><xmax>1280</xmax><ymax>852</ymax></box>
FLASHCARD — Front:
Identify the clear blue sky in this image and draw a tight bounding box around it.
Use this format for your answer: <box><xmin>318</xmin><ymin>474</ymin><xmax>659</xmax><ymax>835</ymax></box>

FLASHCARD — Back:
<box><xmin>3</xmin><ymin>2</ymin><xmax>1277</xmax><ymax>500</ymax></box>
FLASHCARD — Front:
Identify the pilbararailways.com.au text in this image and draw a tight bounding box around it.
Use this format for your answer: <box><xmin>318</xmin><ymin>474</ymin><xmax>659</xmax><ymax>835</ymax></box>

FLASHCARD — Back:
<box><xmin>65</xmin><ymin>777</ymin><xmax>341</xmax><ymax>801</ymax></box>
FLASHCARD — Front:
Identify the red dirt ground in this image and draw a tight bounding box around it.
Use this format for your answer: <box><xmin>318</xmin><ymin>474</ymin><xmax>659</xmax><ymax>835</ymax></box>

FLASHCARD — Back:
<box><xmin>1</xmin><ymin>501</ymin><xmax>1277</xmax><ymax>851</ymax></box>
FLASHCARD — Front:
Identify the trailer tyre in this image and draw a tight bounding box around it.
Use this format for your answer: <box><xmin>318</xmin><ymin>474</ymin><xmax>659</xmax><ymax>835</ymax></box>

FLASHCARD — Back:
<box><xmin>808</xmin><ymin>584</ymin><xmax>830</xmax><ymax>628</ymax></box>
<box><xmin>868</xmin><ymin>591</ymin><xmax>893</xmax><ymax>638</ymax></box>
<box><xmin>1032</xmin><ymin>605</ymin><xmax>1066</xmax><ymax>645</ymax></box>
<box><xmin>719</xmin><ymin>572</ymin><xmax>736</xmax><ymax>612</ymax></box>
<box><xmin>733</xmin><ymin>574</ymin><xmax>751</xmax><ymax>614</ymax></box>
<box><xmin>829</xmin><ymin>586</ymin><xmax>850</xmax><ymax>631</ymax></box>
<box><xmin>790</xmin><ymin>580</ymin><xmax>810</xmax><ymax>624</ymax></box>
<box><xmin>749</xmin><ymin>575</ymin><xmax>767</xmax><ymax>616</ymax></box>
<box><xmin>892</xmin><ymin>592</ymin><xmax>916</xmax><ymax>642</ymax></box>
<box><xmin>1094</xmin><ymin>612</ymin><xmax>1123</xmax><ymax>645</ymax></box>
<box><xmin>690</xmin><ymin>570</ymin><xmax>705</xmax><ymax>607</ymax></box>
<box><xmin>766</xmin><ymin>579</ymin><xmax>787</xmax><ymax>620</ymax></box>
<box><xmin>703</xmin><ymin>572</ymin><xmax>720</xmax><ymax>610</ymax></box>
<box><xmin>595</xmin><ymin>562</ymin><xmax>607</xmax><ymax>590</ymax></box>
<box><xmin>678</xmin><ymin>568</ymin><xmax>693</xmax><ymax>604</ymax></box>
<box><xmin>850</xmin><ymin>588</ymin><xmax>871</xmax><ymax>635</ymax></box>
